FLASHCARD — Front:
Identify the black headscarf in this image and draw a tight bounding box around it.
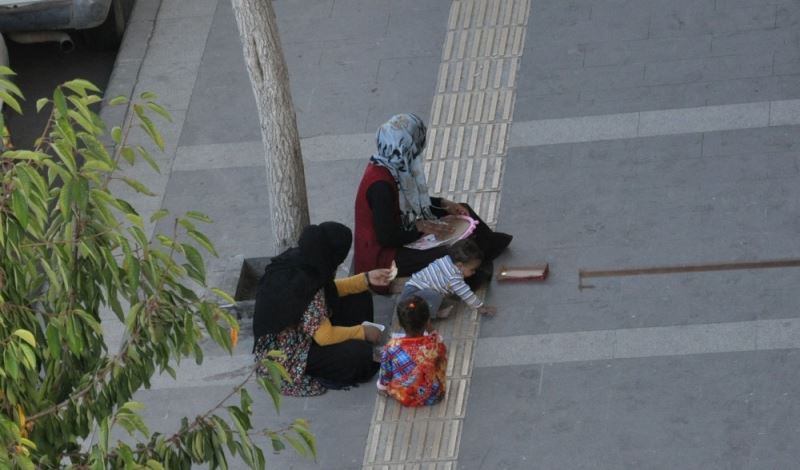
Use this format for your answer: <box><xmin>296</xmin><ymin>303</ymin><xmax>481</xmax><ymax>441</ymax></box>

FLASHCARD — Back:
<box><xmin>252</xmin><ymin>222</ymin><xmax>353</xmax><ymax>340</ymax></box>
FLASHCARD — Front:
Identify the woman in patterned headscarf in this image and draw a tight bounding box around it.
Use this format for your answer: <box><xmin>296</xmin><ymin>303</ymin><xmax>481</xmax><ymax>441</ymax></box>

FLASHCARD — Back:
<box><xmin>353</xmin><ymin>113</ymin><xmax>512</xmax><ymax>292</ymax></box>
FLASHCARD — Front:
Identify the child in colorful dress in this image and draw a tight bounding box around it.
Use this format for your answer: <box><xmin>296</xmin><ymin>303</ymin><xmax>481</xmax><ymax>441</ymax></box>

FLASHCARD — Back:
<box><xmin>399</xmin><ymin>238</ymin><xmax>497</xmax><ymax>319</ymax></box>
<box><xmin>377</xmin><ymin>296</ymin><xmax>447</xmax><ymax>406</ymax></box>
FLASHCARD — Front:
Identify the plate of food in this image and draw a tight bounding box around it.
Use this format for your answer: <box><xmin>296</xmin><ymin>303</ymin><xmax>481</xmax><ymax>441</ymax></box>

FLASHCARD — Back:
<box><xmin>403</xmin><ymin>215</ymin><xmax>478</xmax><ymax>250</ymax></box>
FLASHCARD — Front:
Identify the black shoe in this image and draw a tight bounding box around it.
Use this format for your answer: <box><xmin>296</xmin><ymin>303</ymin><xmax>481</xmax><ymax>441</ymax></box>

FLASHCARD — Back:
<box><xmin>484</xmin><ymin>232</ymin><xmax>513</xmax><ymax>261</ymax></box>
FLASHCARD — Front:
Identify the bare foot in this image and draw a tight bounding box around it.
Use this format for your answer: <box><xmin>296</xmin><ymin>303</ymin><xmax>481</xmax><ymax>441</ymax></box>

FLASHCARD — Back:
<box><xmin>436</xmin><ymin>305</ymin><xmax>455</xmax><ymax>319</ymax></box>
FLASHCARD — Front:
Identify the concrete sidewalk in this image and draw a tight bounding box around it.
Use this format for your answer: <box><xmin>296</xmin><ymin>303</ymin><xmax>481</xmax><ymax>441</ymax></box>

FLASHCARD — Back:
<box><xmin>101</xmin><ymin>0</ymin><xmax>800</xmax><ymax>468</ymax></box>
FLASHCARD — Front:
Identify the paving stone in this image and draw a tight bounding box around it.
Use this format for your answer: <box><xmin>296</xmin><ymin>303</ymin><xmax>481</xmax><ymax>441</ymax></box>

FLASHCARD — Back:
<box><xmin>461</xmin><ymin>362</ymin><xmax>620</xmax><ymax>470</ymax></box>
<box><xmin>116</xmin><ymin>19</ymin><xmax>154</xmax><ymax>62</ymax></box>
<box><xmin>710</xmin><ymin>28</ymin><xmax>799</xmax><ymax>56</ymax></box>
<box><xmin>638</xmin><ymin>102</ymin><xmax>769</xmax><ymax>136</ymax></box>
<box><xmin>701</xmin><ymin>125</ymin><xmax>800</xmax><ymax>156</ymax></box>
<box><xmin>129</xmin><ymin>0</ymin><xmax>160</xmax><ymax>22</ymax></box>
<box><xmin>774</xmin><ymin>49</ymin><xmax>800</xmax><ymax>76</ymax></box>
<box><xmin>648</xmin><ymin>3</ymin><xmax>776</xmax><ymax>39</ymax></box>
<box><xmin>776</xmin><ymin>2</ymin><xmax>800</xmax><ymax>28</ymax></box>
<box><xmin>366</xmin><ymin>55</ymin><xmax>441</xmax><ymax>130</ymax></box>
<box><xmin>715</xmin><ymin>0</ymin><xmax>795</xmax><ymax>9</ymax></box>
<box><xmin>521</xmin><ymin>43</ymin><xmax>586</xmax><ymax>73</ymax></box>
<box><xmin>700</xmin><ymin>76</ymin><xmax>799</xmax><ymax>107</ymax></box>
<box><xmin>465</xmin><ymin>351</ymin><xmax>800</xmax><ymax>469</ymax></box>
<box><xmin>582</xmin><ymin>36</ymin><xmax>713</xmax><ymax>68</ymax></box>
<box><xmin>132</xmin><ymin>59</ymin><xmax>200</xmax><ymax>111</ymax></box>
<box><xmin>512</xmin><ymin>90</ymin><xmax>581</xmax><ymax>120</ymax></box>
<box><xmin>577</xmin><ymin>82</ymin><xmax>709</xmax><ymax>117</ymax></box>
<box><xmin>144</xmin><ymin>15</ymin><xmax>213</xmax><ymax>66</ymax></box>
<box><xmin>524</xmin><ymin>63</ymin><xmax>646</xmax><ymax>97</ymax></box>
<box><xmin>102</xmin><ymin>58</ymin><xmax>141</xmax><ymax>104</ymax></box>
<box><xmin>159</xmin><ymin>0</ymin><xmax>217</xmax><ymax>19</ymax></box>
<box><xmin>527</xmin><ymin>5</ymin><xmax>649</xmax><ymax>43</ymax></box>
<box><xmin>643</xmin><ymin>54</ymin><xmax>773</xmax><ymax>86</ymax></box>
<box><xmin>154</xmin><ymin>167</ymin><xmax>273</xmax><ymax>260</ymax></box>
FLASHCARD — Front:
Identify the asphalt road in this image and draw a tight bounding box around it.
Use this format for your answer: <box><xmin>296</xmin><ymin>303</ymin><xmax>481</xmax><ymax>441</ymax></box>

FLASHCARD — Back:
<box><xmin>5</xmin><ymin>34</ymin><xmax>117</xmax><ymax>149</ymax></box>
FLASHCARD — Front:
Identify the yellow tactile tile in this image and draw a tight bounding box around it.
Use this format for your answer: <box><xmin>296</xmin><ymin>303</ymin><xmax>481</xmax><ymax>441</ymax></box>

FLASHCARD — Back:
<box><xmin>362</xmin><ymin>1</ymin><xmax>530</xmax><ymax>468</ymax></box>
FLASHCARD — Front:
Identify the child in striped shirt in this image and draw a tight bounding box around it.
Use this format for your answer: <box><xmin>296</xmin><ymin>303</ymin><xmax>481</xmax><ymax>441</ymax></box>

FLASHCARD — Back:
<box><xmin>399</xmin><ymin>239</ymin><xmax>497</xmax><ymax>318</ymax></box>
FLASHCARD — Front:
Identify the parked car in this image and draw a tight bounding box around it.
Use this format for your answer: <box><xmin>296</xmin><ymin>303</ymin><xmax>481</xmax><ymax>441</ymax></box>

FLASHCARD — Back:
<box><xmin>0</xmin><ymin>0</ymin><xmax>130</xmax><ymax>50</ymax></box>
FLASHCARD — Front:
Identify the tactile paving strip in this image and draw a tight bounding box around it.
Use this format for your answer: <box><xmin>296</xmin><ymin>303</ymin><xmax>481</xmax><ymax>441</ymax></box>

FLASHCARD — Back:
<box><xmin>362</xmin><ymin>1</ymin><xmax>530</xmax><ymax>468</ymax></box>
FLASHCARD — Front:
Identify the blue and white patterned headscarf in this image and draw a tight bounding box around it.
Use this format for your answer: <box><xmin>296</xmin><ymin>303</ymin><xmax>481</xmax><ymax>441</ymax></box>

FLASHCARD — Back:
<box><xmin>370</xmin><ymin>113</ymin><xmax>435</xmax><ymax>230</ymax></box>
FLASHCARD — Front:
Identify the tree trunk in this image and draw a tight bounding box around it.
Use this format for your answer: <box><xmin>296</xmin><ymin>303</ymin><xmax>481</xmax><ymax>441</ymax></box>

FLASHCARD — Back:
<box><xmin>230</xmin><ymin>0</ymin><xmax>309</xmax><ymax>254</ymax></box>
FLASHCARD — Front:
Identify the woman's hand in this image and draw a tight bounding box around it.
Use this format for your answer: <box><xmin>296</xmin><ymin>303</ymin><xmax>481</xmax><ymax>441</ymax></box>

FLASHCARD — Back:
<box><xmin>441</xmin><ymin>199</ymin><xmax>469</xmax><ymax>216</ymax></box>
<box><xmin>367</xmin><ymin>269</ymin><xmax>393</xmax><ymax>287</ymax></box>
<box><xmin>363</xmin><ymin>325</ymin><xmax>383</xmax><ymax>343</ymax></box>
<box><xmin>415</xmin><ymin>220</ymin><xmax>454</xmax><ymax>240</ymax></box>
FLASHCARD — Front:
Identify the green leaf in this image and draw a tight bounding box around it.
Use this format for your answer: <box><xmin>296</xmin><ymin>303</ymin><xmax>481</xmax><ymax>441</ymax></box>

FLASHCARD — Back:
<box><xmin>140</xmin><ymin>91</ymin><xmax>158</xmax><ymax>101</ymax></box>
<box><xmin>121</xmin><ymin>177</ymin><xmax>155</xmax><ymax>196</ymax></box>
<box><xmin>64</xmin><ymin>315</ymin><xmax>82</xmax><ymax>355</ymax></box>
<box><xmin>292</xmin><ymin>420</ymin><xmax>317</xmax><ymax>460</ymax></box>
<box><xmin>11</xmin><ymin>190</ymin><xmax>29</xmax><ymax>229</ymax></box>
<box><xmin>35</xmin><ymin>97</ymin><xmax>49</xmax><ymax>113</ymax></box>
<box><xmin>58</xmin><ymin>178</ymin><xmax>73</xmax><ymax>218</ymax></box>
<box><xmin>0</xmin><ymin>90</ymin><xmax>22</xmax><ymax>114</ymax></box>
<box><xmin>145</xmin><ymin>459</ymin><xmax>165</xmax><ymax>470</ymax></box>
<box><xmin>0</xmin><ymin>77</ymin><xmax>22</xmax><ymax>96</ymax></box>
<box><xmin>75</xmin><ymin>310</ymin><xmax>103</xmax><ymax>335</ymax></box>
<box><xmin>3</xmin><ymin>346</ymin><xmax>19</xmax><ymax>380</ymax></box>
<box><xmin>139</xmin><ymin>117</ymin><xmax>165</xmax><ymax>152</ymax></box>
<box><xmin>120</xmin><ymin>146</ymin><xmax>135</xmax><ymax>165</ymax></box>
<box><xmin>111</xmin><ymin>126</ymin><xmax>122</xmax><ymax>145</ymax></box>
<box><xmin>283</xmin><ymin>434</ymin><xmax>308</xmax><ymax>458</ymax></box>
<box><xmin>125</xmin><ymin>213</ymin><xmax>144</xmax><ymax>228</ymax></box>
<box><xmin>51</xmin><ymin>140</ymin><xmax>78</xmax><ymax>173</ymax></box>
<box><xmin>150</xmin><ymin>209</ymin><xmax>169</xmax><ymax>223</ymax></box>
<box><xmin>257</xmin><ymin>377</ymin><xmax>281</xmax><ymax>412</ymax></box>
<box><xmin>63</xmin><ymin>78</ymin><xmax>101</xmax><ymax>95</ymax></box>
<box><xmin>270</xmin><ymin>436</ymin><xmax>285</xmax><ymax>453</ymax></box>
<box><xmin>182</xmin><ymin>243</ymin><xmax>205</xmax><ymax>280</ymax></box>
<box><xmin>20</xmin><ymin>344</ymin><xmax>36</xmax><ymax>369</ymax></box>
<box><xmin>53</xmin><ymin>86</ymin><xmax>68</xmax><ymax>116</ymax></box>
<box><xmin>135</xmin><ymin>145</ymin><xmax>160</xmax><ymax>173</ymax></box>
<box><xmin>187</xmin><ymin>229</ymin><xmax>218</xmax><ymax>257</ymax></box>
<box><xmin>12</xmin><ymin>329</ymin><xmax>35</xmax><ymax>347</ymax></box>
<box><xmin>46</xmin><ymin>323</ymin><xmax>61</xmax><ymax>359</ymax></box>
<box><xmin>108</xmin><ymin>95</ymin><xmax>128</xmax><ymax>106</ymax></box>
<box><xmin>81</xmin><ymin>159</ymin><xmax>113</xmax><ymax>173</ymax></box>
<box><xmin>99</xmin><ymin>417</ymin><xmax>109</xmax><ymax>453</ymax></box>
<box><xmin>211</xmin><ymin>288</ymin><xmax>235</xmax><ymax>305</ymax></box>
<box><xmin>185</xmin><ymin>211</ymin><xmax>213</xmax><ymax>223</ymax></box>
<box><xmin>121</xmin><ymin>401</ymin><xmax>145</xmax><ymax>411</ymax></box>
<box><xmin>146</xmin><ymin>102</ymin><xmax>172</xmax><ymax>122</ymax></box>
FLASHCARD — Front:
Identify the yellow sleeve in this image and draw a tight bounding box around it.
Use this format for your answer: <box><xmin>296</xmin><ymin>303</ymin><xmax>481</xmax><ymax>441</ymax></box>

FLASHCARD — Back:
<box><xmin>313</xmin><ymin>317</ymin><xmax>366</xmax><ymax>346</ymax></box>
<box><xmin>334</xmin><ymin>273</ymin><xmax>369</xmax><ymax>296</ymax></box>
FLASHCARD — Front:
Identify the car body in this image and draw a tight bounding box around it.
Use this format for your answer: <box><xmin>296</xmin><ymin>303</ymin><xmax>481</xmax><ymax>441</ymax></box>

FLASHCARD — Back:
<box><xmin>0</xmin><ymin>0</ymin><xmax>112</xmax><ymax>31</ymax></box>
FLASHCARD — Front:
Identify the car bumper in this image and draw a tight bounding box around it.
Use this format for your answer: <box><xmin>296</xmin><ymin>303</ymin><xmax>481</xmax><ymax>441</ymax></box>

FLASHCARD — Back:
<box><xmin>0</xmin><ymin>0</ymin><xmax>111</xmax><ymax>31</ymax></box>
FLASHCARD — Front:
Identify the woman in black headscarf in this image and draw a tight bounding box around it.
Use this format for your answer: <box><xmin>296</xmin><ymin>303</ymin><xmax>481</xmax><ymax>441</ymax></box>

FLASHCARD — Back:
<box><xmin>253</xmin><ymin>222</ymin><xmax>391</xmax><ymax>396</ymax></box>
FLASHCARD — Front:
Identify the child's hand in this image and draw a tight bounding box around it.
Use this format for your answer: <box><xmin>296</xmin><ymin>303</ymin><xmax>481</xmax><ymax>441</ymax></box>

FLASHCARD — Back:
<box><xmin>478</xmin><ymin>305</ymin><xmax>497</xmax><ymax>317</ymax></box>
<box><xmin>363</xmin><ymin>325</ymin><xmax>383</xmax><ymax>343</ymax></box>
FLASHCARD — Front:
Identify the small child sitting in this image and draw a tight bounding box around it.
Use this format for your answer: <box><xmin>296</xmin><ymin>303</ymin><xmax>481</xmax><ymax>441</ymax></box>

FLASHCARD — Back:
<box><xmin>377</xmin><ymin>296</ymin><xmax>447</xmax><ymax>407</ymax></box>
<box><xmin>399</xmin><ymin>239</ymin><xmax>497</xmax><ymax>318</ymax></box>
